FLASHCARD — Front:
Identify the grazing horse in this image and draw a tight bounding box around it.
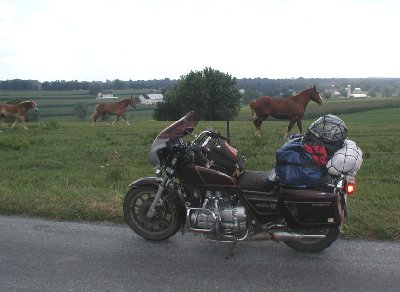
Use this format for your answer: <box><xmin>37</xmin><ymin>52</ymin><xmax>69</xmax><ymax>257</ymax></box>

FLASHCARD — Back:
<box><xmin>250</xmin><ymin>85</ymin><xmax>323</xmax><ymax>138</ymax></box>
<box><xmin>0</xmin><ymin>101</ymin><xmax>39</xmax><ymax>129</ymax></box>
<box><xmin>92</xmin><ymin>97</ymin><xmax>136</xmax><ymax>126</ymax></box>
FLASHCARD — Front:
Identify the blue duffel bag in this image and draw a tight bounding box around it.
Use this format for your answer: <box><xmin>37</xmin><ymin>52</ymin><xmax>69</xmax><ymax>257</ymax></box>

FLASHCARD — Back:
<box><xmin>275</xmin><ymin>135</ymin><xmax>326</xmax><ymax>188</ymax></box>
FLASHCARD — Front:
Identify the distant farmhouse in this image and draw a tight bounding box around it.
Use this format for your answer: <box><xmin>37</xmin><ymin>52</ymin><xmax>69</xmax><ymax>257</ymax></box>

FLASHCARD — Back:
<box><xmin>328</xmin><ymin>85</ymin><xmax>341</xmax><ymax>98</ymax></box>
<box><xmin>97</xmin><ymin>90</ymin><xmax>118</xmax><ymax>99</ymax></box>
<box><xmin>346</xmin><ymin>85</ymin><xmax>369</xmax><ymax>98</ymax></box>
<box><xmin>328</xmin><ymin>85</ymin><xmax>369</xmax><ymax>99</ymax></box>
<box><xmin>138</xmin><ymin>93</ymin><xmax>164</xmax><ymax>104</ymax></box>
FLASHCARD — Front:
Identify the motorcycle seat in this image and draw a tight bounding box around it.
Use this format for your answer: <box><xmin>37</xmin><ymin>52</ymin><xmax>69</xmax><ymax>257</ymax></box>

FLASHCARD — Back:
<box><xmin>239</xmin><ymin>169</ymin><xmax>278</xmax><ymax>195</ymax></box>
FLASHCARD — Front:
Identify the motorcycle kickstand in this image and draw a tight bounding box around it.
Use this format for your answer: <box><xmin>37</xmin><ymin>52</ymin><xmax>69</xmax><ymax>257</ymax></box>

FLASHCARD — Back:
<box><xmin>225</xmin><ymin>240</ymin><xmax>239</xmax><ymax>260</ymax></box>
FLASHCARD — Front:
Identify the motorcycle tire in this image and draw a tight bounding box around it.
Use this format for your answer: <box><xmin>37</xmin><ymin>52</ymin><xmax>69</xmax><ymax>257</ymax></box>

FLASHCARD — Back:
<box><xmin>284</xmin><ymin>227</ymin><xmax>340</xmax><ymax>253</ymax></box>
<box><xmin>123</xmin><ymin>187</ymin><xmax>180</xmax><ymax>241</ymax></box>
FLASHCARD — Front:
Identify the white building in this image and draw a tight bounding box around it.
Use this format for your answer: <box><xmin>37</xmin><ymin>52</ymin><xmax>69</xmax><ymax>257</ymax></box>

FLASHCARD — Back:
<box><xmin>97</xmin><ymin>90</ymin><xmax>118</xmax><ymax>99</ymax></box>
<box><xmin>330</xmin><ymin>85</ymin><xmax>341</xmax><ymax>98</ymax></box>
<box><xmin>346</xmin><ymin>85</ymin><xmax>352</xmax><ymax>97</ymax></box>
<box><xmin>138</xmin><ymin>94</ymin><xmax>164</xmax><ymax>104</ymax></box>
<box><xmin>346</xmin><ymin>85</ymin><xmax>368</xmax><ymax>98</ymax></box>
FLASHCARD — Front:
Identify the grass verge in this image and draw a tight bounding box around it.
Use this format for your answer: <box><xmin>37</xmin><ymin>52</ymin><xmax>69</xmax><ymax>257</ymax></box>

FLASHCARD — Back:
<box><xmin>0</xmin><ymin>108</ymin><xmax>399</xmax><ymax>240</ymax></box>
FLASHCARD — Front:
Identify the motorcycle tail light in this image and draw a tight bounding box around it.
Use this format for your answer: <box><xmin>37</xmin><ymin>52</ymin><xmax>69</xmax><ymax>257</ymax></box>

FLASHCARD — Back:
<box><xmin>344</xmin><ymin>176</ymin><xmax>356</xmax><ymax>196</ymax></box>
<box><xmin>346</xmin><ymin>183</ymin><xmax>355</xmax><ymax>195</ymax></box>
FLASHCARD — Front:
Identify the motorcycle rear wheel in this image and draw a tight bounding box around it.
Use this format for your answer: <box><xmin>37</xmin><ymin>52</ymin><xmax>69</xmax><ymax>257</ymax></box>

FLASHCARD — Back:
<box><xmin>284</xmin><ymin>227</ymin><xmax>340</xmax><ymax>253</ymax></box>
<box><xmin>123</xmin><ymin>187</ymin><xmax>180</xmax><ymax>241</ymax></box>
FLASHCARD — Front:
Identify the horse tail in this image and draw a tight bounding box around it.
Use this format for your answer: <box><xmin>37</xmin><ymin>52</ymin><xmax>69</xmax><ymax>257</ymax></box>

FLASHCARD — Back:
<box><xmin>249</xmin><ymin>99</ymin><xmax>257</xmax><ymax>120</ymax></box>
<box><xmin>92</xmin><ymin>104</ymin><xmax>101</xmax><ymax>120</ymax></box>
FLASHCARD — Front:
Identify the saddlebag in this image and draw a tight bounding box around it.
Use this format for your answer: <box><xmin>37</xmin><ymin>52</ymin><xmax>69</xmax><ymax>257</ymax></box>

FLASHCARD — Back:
<box><xmin>278</xmin><ymin>186</ymin><xmax>342</xmax><ymax>228</ymax></box>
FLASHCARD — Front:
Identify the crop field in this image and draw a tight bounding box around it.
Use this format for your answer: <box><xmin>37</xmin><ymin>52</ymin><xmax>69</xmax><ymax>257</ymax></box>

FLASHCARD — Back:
<box><xmin>0</xmin><ymin>89</ymin><xmax>155</xmax><ymax>121</ymax></box>
<box><xmin>2</xmin><ymin>89</ymin><xmax>400</xmax><ymax>122</ymax></box>
<box><xmin>0</xmin><ymin>91</ymin><xmax>400</xmax><ymax>240</ymax></box>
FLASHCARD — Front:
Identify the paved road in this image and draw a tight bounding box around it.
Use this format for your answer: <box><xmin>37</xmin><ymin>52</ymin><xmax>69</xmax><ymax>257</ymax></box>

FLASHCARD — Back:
<box><xmin>1</xmin><ymin>215</ymin><xmax>399</xmax><ymax>291</ymax></box>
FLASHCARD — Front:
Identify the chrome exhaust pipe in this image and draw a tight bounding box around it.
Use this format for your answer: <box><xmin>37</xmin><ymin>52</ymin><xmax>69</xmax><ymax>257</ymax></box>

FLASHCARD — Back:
<box><xmin>271</xmin><ymin>231</ymin><xmax>326</xmax><ymax>242</ymax></box>
<box><xmin>246</xmin><ymin>231</ymin><xmax>326</xmax><ymax>242</ymax></box>
<box><xmin>245</xmin><ymin>231</ymin><xmax>272</xmax><ymax>241</ymax></box>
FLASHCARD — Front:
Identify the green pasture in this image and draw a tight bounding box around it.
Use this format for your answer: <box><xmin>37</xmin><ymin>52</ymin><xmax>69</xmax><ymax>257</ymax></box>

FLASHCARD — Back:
<box><xmin>0</xmin><ymin>106</ymin><xmax>399</xmax><ymax>241</ymax></box>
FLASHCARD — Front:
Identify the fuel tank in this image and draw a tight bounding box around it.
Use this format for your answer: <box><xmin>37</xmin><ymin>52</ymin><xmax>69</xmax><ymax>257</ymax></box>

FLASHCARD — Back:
<box><xmin>181</xmin><ymin>165</ymin><xmax>237</xmax><ymax>188</ymax></box>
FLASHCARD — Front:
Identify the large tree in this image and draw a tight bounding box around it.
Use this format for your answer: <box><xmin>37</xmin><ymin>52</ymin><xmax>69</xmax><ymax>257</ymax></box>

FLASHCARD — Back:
<box><xmin>153</xmin><ymin>68</ymin><xmax>242</xmax><ymax>121</ymax></box>
<box><xmin>74</xmin><ymin>102</ymin><xmax>89</xmax><ymax>120</ymax></box>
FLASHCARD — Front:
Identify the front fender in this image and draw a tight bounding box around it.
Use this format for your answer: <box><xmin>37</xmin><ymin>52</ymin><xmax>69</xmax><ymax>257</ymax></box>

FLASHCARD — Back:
<box><xmin>127</xmin><ymin>176</ymin><xmax>187</xmax><ymax>225</ymax></box>
<box><xmin>128</xmin><ymin>176</ymin><xmax>163</xmax><ymax>191</ymax></box>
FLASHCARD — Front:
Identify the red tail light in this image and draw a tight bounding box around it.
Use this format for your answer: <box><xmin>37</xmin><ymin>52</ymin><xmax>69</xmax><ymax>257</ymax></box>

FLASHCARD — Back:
<box><xmin>344</xmin><ymin>176</ymin><xmax>356</xmax><ymax>196</ymax></box>
<box><xmin>346</xmin><ymin>183</ymin><xmax>355</xmax><ymax>195</ymax></box>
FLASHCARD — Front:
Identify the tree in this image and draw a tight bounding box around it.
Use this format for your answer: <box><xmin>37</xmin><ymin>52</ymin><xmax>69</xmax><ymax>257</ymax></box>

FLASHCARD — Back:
<box><xmin>112</xmin><ymin>79</ymin><xmax>127</xmax><ymax>90</ymax></box>
<box><xmin>322</xmin><ymin>91</ymin><xmax>332</xmax><ymax>100</ymax></box>
<box><xmin>74</xmin><ymin>102</ymin><xmax>90</xmax><ymax>120</ymax></box>
<box><xmin>242</xmin><ymin>88</ymin><xmax>261</xmax><ymax>104</ymax></box>
<box><xmin>88</xmin><ymin>82</ymin><xmax>103</xmax><ymax>96</ymax></box>
<box><xmin>153</xmin><ymin>67</ymin><xmax>242</xmax><ymax>121</ymax></box>
<box><xmin>280</xmin><ymin>87</ymin><xmax>293</xmax><ymax>98</ymax></box>
<box><xmin>368</xmin><ymin>90</ymin><xmax>377</xmax><ymax>98</ymax></box>
<box><xmin>382</xmin><ymin>86</ymin><xmax>394</xmax><ymax>97</ymax></box>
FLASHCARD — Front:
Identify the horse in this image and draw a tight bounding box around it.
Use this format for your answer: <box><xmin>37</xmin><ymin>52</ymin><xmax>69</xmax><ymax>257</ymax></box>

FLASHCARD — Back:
<box><xmin>250</xmin><ymin>85</ymin><xmax>323</xmax><ymax>138</ymax></box>
<box><xmin>92</xmin><ymin>96</ymin><xmax>136</xmax><ymax>126</ymax></box>
<box><xmin>0</xmin><ymin>101</ymin><xmax>39</xmax><ymax>129</ymax></box>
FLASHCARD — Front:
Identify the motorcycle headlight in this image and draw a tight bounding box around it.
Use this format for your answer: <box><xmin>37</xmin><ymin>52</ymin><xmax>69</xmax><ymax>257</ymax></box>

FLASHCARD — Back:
<box><xmin>149</xmin><ymin>138</ymin><xmax>169</xmax><ymax>167</ymax></box>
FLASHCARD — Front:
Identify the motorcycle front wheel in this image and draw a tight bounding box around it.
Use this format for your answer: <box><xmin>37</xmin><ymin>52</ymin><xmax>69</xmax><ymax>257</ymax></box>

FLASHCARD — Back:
<box><xmin>123</xmin><ymin>187</ymin><xmax>180</xmax><ymax>241</ymax></box>
<box><xmin>284</xmin><ymin>227</ymin><xmax>340</xmax><ymax>253</ymax></box>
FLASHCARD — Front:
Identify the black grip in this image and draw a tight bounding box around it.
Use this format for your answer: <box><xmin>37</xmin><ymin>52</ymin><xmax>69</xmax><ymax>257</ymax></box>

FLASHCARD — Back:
<box><xmin>210</xmin><ymin>131</ymin><xmax>228</xmax><ymax>141</ymax></box>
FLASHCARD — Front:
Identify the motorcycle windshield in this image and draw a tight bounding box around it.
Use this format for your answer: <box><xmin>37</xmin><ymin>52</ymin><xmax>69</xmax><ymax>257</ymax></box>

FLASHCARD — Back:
<box><xmin>149</xmin><ymin>111</ymin><xmax>199</xmax><ymax>167</ymax></box>
<box><xmin>156</xmin><ymin>111</ymin><xmax>199</xmax><ymax>141</ymax></box>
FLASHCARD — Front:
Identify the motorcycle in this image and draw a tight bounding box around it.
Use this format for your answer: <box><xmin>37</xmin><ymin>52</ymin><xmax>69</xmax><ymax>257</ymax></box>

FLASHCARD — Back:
<box><xmin>123</xmin><ymin>111</ymin><xmax>356</xmax><ymax>253</ymax></box>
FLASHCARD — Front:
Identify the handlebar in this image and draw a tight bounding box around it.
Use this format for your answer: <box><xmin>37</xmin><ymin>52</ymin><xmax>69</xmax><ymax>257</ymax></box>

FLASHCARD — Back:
<box><xmin>193</xmin><ymin>130</ymin><xmax>229</xmax><ymax>143</ymax></box>
<box><xmin>209</xmin><ymin>131</ymin><xmax>229</xmax><ymax>141</ymax></box>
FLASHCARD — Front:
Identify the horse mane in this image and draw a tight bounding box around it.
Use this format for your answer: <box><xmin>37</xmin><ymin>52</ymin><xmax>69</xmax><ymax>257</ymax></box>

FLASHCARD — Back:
<box><xmin>249</xmin><ymin>99</ymin><xmax>257</xmax><ymax>111</ymax></box>
<box><xmin>298</xmin><ymin>87</ymin><xmax>314</xmax><ymax>95</ymax></box>
<box><xmin>289</xmin><ymin>88</ymin><xmax>311</xmax><ymax>101</ymax></box>
<box><xmin>121</xmin><ymin>97</ymin><xmax>136</xmax><ymax>108</ymax></box>
<box><xmin>121</xmin><ymin>97</ymin><xmax>134</xmax><ymax>103</ymax></box>
<box><xmin>18</xmin><ymin>101</ymin><xmax>34</xmax><ymax>108</ymax></box>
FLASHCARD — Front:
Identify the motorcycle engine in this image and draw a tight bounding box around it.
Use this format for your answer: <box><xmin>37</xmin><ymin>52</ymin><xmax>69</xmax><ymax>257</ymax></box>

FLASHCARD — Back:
<box><xmin>187</xmin><ymin>190</ymin><xmax>246</xmax><ymax>233</ymax></box>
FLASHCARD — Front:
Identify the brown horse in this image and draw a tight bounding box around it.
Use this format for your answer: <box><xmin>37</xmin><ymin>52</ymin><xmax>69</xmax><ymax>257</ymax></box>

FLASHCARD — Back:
<box><xmin>250</xmin><ymin>85</ymin><xmax>323</xmax><ymax>138</ymax></box>
<box><xmin>92</xmin><ymin>97</ymin><xmax>136</xmax><ymax>126</ymax></box>
<box><xmin>0</xmin><ymin>101</ymin><xmax>39</xmax><ymax>129</ymax></box>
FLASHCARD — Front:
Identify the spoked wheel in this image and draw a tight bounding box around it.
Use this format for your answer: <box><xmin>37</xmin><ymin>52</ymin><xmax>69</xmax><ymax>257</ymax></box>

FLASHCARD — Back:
<box><xmin>284</xmin><ymin>227</ymin><xmax>340</xmax><ymax>253</ymax></box>
<box><xmin>123</xmin><ymin>187</ymin><xmax>180</xmax><ymax>241</ymax></box>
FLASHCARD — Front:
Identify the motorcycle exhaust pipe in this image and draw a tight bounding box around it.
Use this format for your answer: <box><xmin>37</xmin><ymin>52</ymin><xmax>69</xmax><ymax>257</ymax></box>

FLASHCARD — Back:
<box><xmin>271</xmin><ymin>231</ymin><xmax>326</xmax><ymax>242</ymax></box>
<box><xmin>246</xmin><ymin>231</ymin><xmax>326</xmax><ymax>242</ymax></box>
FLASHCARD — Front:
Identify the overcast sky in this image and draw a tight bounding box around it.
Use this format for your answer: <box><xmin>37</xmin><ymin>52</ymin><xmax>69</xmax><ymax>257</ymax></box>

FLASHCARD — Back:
<box><xmin>0</xmin><ymin>0</ymin><xmax>398</xmax><ymax>82</ymax></box>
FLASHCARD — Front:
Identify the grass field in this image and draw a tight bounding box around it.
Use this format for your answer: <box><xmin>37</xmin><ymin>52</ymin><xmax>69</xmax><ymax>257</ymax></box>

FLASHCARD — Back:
<box><xmin>0</xmin><ymin>104</ymin><xmax>399</xmax><ymax>240</ymax></box>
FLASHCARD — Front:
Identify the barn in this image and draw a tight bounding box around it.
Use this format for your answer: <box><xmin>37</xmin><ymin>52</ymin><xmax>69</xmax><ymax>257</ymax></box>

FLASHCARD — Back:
<box><xmin>138</xmin><ymin>94</ymin><xmax>164</xmax><ymax>104</ymax></box>
<box><xmin>97</xmin><ymin>90</ymin><xmax>118</xmax><ymax>99</ymax></box>
<box><xmin>346</xmin><ymin>85</ymin><xmax>369</xmax><ymax>98</ymax></box>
